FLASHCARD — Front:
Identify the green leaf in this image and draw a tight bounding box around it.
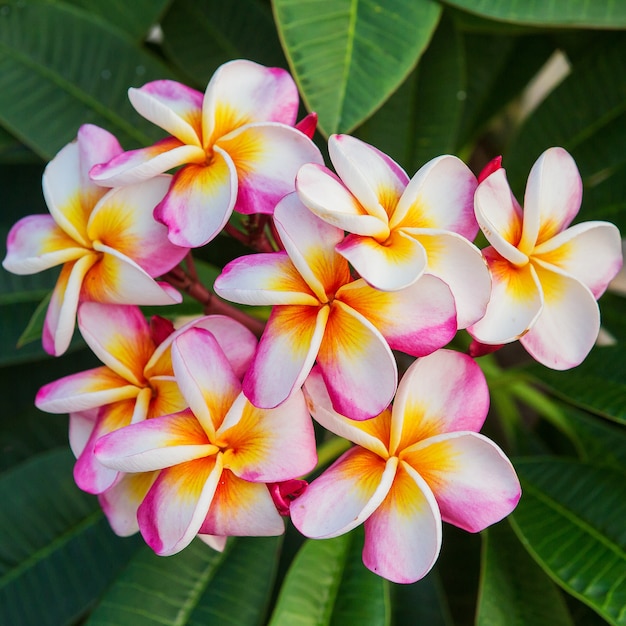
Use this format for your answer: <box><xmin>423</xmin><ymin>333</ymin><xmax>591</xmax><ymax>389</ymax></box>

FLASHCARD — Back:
<box><xmin>0</xmin><ymin>448</ymin><xmax>140</xmax><ymax>626</ymax></box>
<box><xmin>355</xmin><ymin>15</ymin><xmax>464</xmax><ymax>171</ymax></box>
<box><xmin>510</xmin><ymin>458</ymin><xmax>626</xmax><ymax>625</ymax></box>
<box><xmin>59</xmin><ymin>0</ymin><xmax>172</xmax><ymax>40</ymax></box>
<box><xmin>476</xmin><ymin>520</ymin><xmax>573</xmax><ymax>626</ymax></box>
<box><xmin>599</xmin><ymin>292</ymin><xmax>626</xmax><ymax>345</ymax></box>
<box><xmin>440</xmin><ymin>0</ymin><xmax>626</xmax><ymax>29</ymax></box>
<box><xmin>269</xmin><ymin>528</ymin><xmax>390</xmax><ymax>625</ymax></box>
<box><xmin>0</xmin><ymin>0</ymin><xmax>176</xmax><ymax>160</ymax></box>
<box><xmin>272</xmin><ymin>0</ymin><xmax>442</xmax><ymax>135</ymax></box>
<box><xmin>527</xmin><ymin>346</ymin><xmax>626</xmax><ymax>425</ymax></box>
<box><xmin>88</xmin><ymin>536</ymin><xmax>282</xmax><ymax>626</ymax></box>
<box><xmin>161</xmin><ymin>0</ymin><xmax>286</xmax><ymax>87</ymax></box>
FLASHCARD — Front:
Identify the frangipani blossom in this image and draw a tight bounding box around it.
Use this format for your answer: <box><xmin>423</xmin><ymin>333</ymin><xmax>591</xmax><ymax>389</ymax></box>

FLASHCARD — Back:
<box><xmin>36</xmin><ymin>302</ymin><xmax>257</xmax><ymax>503</ymax></box>
<box><xmin>90</xmin><ymin>59</ymin><xmax>324</xmax><ymax>248</ymax></box>
<box><xmin>95</xmin><ymin>326</ymin><xmax>317</xmax><ymax>556</ymax></box>
<box><xmin>2</xmin><ymin>125</ymin><xmax>187</xmax><ymax>356</ymax></box>
<box><xmin>468</xmin><ymin>148</ymin><xmax>623</xmax><ymax>369</ymax></box>
<box><xmin>296</xmin><ymin>134</ymin><xmax>491</xmax><ymax>328</ymax></box>
<box><xmin>291</xmin><ymin>350</ymin><xmax>521</xmax><ymax>584</ymax></box>
<box><xmin>214</xmin><ymin>193</ymin><xmax>457</xmax><ymax>421</ymax></box>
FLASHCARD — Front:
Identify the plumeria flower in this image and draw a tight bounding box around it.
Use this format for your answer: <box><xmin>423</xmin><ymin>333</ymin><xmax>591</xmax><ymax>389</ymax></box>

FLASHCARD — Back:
<box><xmin>2</xmin><ymin>124</ymin><xmax>187</xmax><ymax>356</ymax></box>
<box><xmin>468</xmin><ymin>148</ymin><xmax>623</xmax><ymax>369</ymax></box>
<box><xmin>291</xmin><ymin>350</ymin><xmax>521</xmax><ymax>584</ymax></box>
<box><xmin>214</xmin><ymin>193</ymin><xmax>457</xmax><ymax>421</ymax></box>
<box><xmin>296</xmin><ymin>134</ymin><xmax>491</xmax><ymax>328</ymax></box>
<box><xmin>95</xmin><ymin>326</ymin><xmax>317</xmax><ymax>556</ymax></box>
<box><xmin>36</xmin><ymin>302</ymin><xmax>257</xmax><ymax>537</ymax></box>
<box><xmin>90</xmin><ymin>59</ymin><xmax>324</xmax><ymax>248</ymax></box>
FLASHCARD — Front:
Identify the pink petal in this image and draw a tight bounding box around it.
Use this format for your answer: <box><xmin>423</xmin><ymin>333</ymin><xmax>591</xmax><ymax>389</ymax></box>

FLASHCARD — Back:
<box><xmin>291</xmin><ymin>448</ymin><xmax>395</xmax><ymax>538</ymax></box>
<box><xmin>198</xmin><ymin>534</ymin><xmax>227</xmax><ymax>552</ymax></box>
<box><xmin>389</xmin><ymin>350</ymin><xmax>490</xmax><ymax>454</ymax></box>
<box><xmin>172</xmin><ymin>327</ymin><xmax>241</xmax><ymax>436</ymax></box>
<box><xmin>36</xmin><ymin>366</ymin><xmax>139</xmax><ymax>414</ymax></box>
<box><xmin>87</xmin><ymin>176</ymin><xmax>189</xmax><ymax>276</ymax></box>
<box><xmin>153</xmin><ymin>150</ymin><xmax>237</xmax><ymax>248</ymax></box>
<box><xmin>337</xmin><ymin>230</ymin><xmax>427</xmax><ymax>291</ymax></box>
<box><xmin>521</xmin><ymin>262</ymin><xmax>601</xmax><ymax>369</ymax></box>
<box><xmin>138</xmin><ymin>455</ymin><xmax>222</xmax><ymax>555</ymax></box>
<box><xmin>199</xmin><ymin>470</ymin><xmax>284</xmax><ymax>536</ymax></box>
<box><xmin>43</xmin><ymin>254</ymin><xmax>99</xmax><ymax>356</ymax></box>
<box><xmin>128</xmin><ymin>80</ymin><xmax>204</xmax><ymax>146</ymax></box>
<box><xmin>243</xmin><ymin>304</ymin><xmax>328</xmax><ymax>409</ymax></box>
<box><xmin>467</xmin><ymin>247</ymin><xmax>543</xmax><ymax>344</ymax></box>
<box><xmin>77</xmin><ymin>303</ymin><xmax>154</xmax><ymax>385</ymax></box>
<box><xmin>393</xmin><ymin>155</ymin><xmax>478</xmax><ymax>240</ymax></box>
<box><xmin>328</xmin><ymin>134</ymin><xmax>408</xmax><ymax>225</ymax></box>
<box><xmin>337</xmin><ymin>274</ymin><xmax>457</xmax><ymax>357</ymax></box>
<box><xmin>316</xmin><ymin>301</ymin><xmax>397</xmax><ymax>420</ymax></box>
<box><xmin>2</xmin><ymin>215</ymin><xmax>86</xmax><ymax>274</ymax></box>
<box><xmin>217</xmin><ymin>390</ymin><xmax>317</xmax><ymax>481</ymax></box>
<box><xmin>80</xmin><ymin>244</ymin><xmax>182</xmax><ymax>306</ymax></box>
<box><xmin>533</xmin><ymin>221</ymin><xmax>623</xmax><ymax>298</ymax></box>
<box><xmin>474</xmin><ymin>168</ymin><xmax>527</xmax><ymax>264</ymax></box>
<box><xmin>90</xmin><ymin>139</ymin><xmax>204</xmax><ymax>186</ymax></box>
<box><xmin>362</xmin><ymin>460</ymin><xmax>441</xmax><ymax>584</ymax></box>
<box><xmin>202</xmin><ymin>60</ymin><xmax>299</xmax><ymax>146</ymax></box>
<box><xmin>95</xmin><ymin>410</ymin><xmax>217</xmax><ymax>473</ymax></box>
<box><xmin>303</xmin><ymin>368</ymin><xmax>390</xmax><ymax>457</ymax></box>
<box><xmin>99</xmin><ymin>471</ymin><xmax>158</xmax><ymax>537</ymax></box>
<box><xmin>219</xmin><ymin>123</ymin><xmax>323</xmax><ymax>215</ymax></box>
<box><xmin>297</xmin><ymin>163</ymin><xmax>389</xmax><ymax>238</ymax></box>
<box><xmin>214</xmin><ymin>252</ymin><xmax>319</xmax><ymax>306</ymax></box>
<box><xmin>273</xmin><ymin>193</ymin><xmax>351</xmax><ymax>301</ymax></box>
<box><xmin>410</xmin><ymin>231</ymin><xmax>492</xmax><ymax>329</ymax></box>
<box><xmin>402</xmin><ymin>432</ymin><xmax>521</xmax><ymax>532</ymax></box>
<box><xmin>77</xmin><ymin>124</ymin><xmax>123</xmax><ymax>188</ymax></box>
<box><xmin>521</xmin><ymin>147</ymin><xmax>582</xmax><ymax>251</ymax></box>
<box><xmin>69</xmin><ymin>409</ymin><xmax>98</xmax><ymax>458</ymax></box>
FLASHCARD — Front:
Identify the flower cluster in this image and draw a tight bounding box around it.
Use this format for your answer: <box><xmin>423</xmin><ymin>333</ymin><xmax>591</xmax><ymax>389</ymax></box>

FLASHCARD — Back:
<box><xmin>4</xmin><ymin>59</ymin><xmax>622</xmax><ymax>583</ymax></box>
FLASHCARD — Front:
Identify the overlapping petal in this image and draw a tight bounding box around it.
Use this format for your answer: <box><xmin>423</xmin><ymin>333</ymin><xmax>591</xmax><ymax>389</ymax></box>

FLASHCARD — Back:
<box><xmin>242</xmin><ymin>304</ymin><xmax>328</xmax><ymax>409</ymax></box>
<box><xmin>77</xmin><ymin>124</ymin><xmax>123</xmax><ymax>190</ymax></box>
<box><xmin>363</xmin><ymin>461</ymin><xmax>441</xmax><ymax>584</ymax></box>
<box><xmin>468</xmin><ymin>247</ymin><xmax>543</xmax><ymax>344</ymax></box>
<box><xmin>520</xmin><ymin>262</ymin><xmax>600</xmax><ymax>369</ymax></box>
<box><xmin>402</xmin><ymin>432</ymin><xmax>521</xmax><ymax>533</ymax></box>
<box><xmin>337</xmin><ymin>275</ymin><xmax>457</xmax><ymax>357</ymax></box>
<box><xmin>87</xmin><ymin>176</ymin><xmax>188</xmax><ymax>276</ymax></box>
<box><xmin>316</xmin><ymin>301</ymin><xmax>397</xmax><ymax>420</ymax></box>
<box><xmin>202</xmin><ymin>60</ymin><xmax>299</xmax><ymax>146</ymax></box>
<box><xmin>219</xmin><ymin>123</ymin><xmax>323</xmax><ymax>215</ymax></box>
<box><xmin>199</xmin><ymin>470</ymin><xmax>284</xmax><ymax>537</ymax></box>
<box><xmin>291</xmin><ymin>448</ymin><xmax>395</xmax><ymax>539</ymax></box>
<box><xmin>153</xmin><ymin>149</ymin><xmax>238</xmax><ymax>248</ymax></box>
<box><xmin>2</xmin><ymin>215</ymin><xmax>86</xmax><ymax>274</ymax></box>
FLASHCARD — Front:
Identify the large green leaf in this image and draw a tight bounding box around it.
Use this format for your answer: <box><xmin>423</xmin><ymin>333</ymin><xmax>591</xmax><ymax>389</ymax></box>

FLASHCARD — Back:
<box><xmin>269</xmin><ymin>528</ymin><xmax>390</xmax><ymax>625</ymax></box>
<box><xmin>44</xmin><ymin>0</ymin><xmax>172</xmax><ymax>40</ymax></box>
<box><xmin>88</xmin><ymin>536</ymin><xmax>281</xmax><ymax>625</ymax></box>
<box><xmin>441</xmin><ymin>0</ymin><xmax>626</xmax><ymax>28</ymax></box>
<box><xmin>272</xmin><ymin>0</ymin><xmax>442</xmax><ymax>136</ymax></box>
<box><xmin>527</xmin><ymin>346</ymin><xmax>626</xmax><ymax>425</ymax></box>
<box><xmin>0</xmin><ymin>0</ymin><xmax>176</xmax><ymax>160</ymax></box>
<box><xmin>161</xmin><ymin>0</ymin><xmax>286</xmax><ymax>87</ymax></box>
<box><xmin>0</xmin><ymin>448</ymin><xmax>140</xmax><ymax>626</ymax></box>
<box><xmin>355</xmin><ymin>15</ymin><xmax>464</xmax><ymax>171</ymax></box>
<box><xmin>476</xmin><ymin>520</ymin><xmax>573</xmax><ymax>626</ymax></box>
<box><xmin>510</xmin><ymin>458</ymin><xmax>626</xmax><ymax>625</ymax></box>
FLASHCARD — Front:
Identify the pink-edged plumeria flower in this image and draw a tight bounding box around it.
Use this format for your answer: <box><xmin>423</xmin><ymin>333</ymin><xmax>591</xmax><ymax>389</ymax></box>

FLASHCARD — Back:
<box><xmin>2</xmin><ymin>125</ymin><xmax>187</xmax><ymax>356</ymax></box>
<box><xmin>296</xmin><ymin>134</ymin><xmax>491</xmax><ymax>328</ymax></box>
<box><xmin>214</xmin><ymin>193</ymin><xmax>457</xmax><ymax>421</ymax></box>
<box><xmin>468</xmin><ymin>148</ymin><xmax>623</xmax><ymax>369</ymax></box>
<box><xmin>95</xmin><ymin>326</ymin><xmax>317</xmax><ymax>556</ymax></box>
<box><xmin>90</xmin><ymin>59</ymin><xmax>324</xmax><ymax>248</ymax></box>
<box><xmin>36</xmin><ymin>303</ymin><xmax>257</xmax><ymax>536</ymax></box>
<box><xmin>291</xmin><ymin>350</ymin><xmax>521</xmax><ymax>584</ymax></box>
